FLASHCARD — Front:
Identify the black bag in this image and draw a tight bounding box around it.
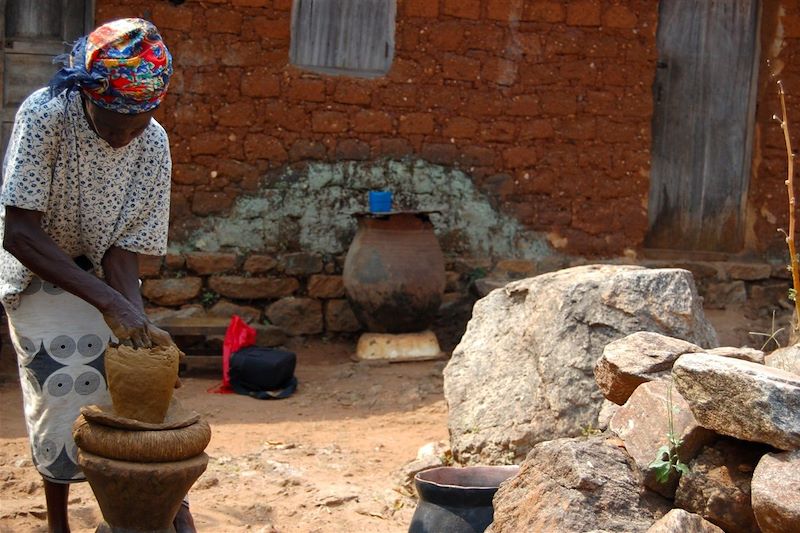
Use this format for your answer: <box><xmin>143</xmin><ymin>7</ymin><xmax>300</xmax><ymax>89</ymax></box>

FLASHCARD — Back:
<box><xmin>229</xmin><ymin>346</ymin><xmax>298</xmax><ymax>399</ymax></box>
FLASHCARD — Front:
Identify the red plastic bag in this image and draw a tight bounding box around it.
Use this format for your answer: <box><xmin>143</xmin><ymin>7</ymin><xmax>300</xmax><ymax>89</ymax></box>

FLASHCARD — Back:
<box><xmin>209</xmin><ymin>315</ymin><xmax>256</xmax><ymax>393</ymax></box>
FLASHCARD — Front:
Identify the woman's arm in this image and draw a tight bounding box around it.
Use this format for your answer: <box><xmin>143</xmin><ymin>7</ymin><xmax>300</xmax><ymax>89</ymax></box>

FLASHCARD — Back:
<box><xmin>102</xmin><ymin>246</ymin><xmax>173</xmax><ymax>347</ymax></box>
<box><xmin>4</xmin><ymin>206</ymin><xmax>154</xmax><ymax>348</ymax></box>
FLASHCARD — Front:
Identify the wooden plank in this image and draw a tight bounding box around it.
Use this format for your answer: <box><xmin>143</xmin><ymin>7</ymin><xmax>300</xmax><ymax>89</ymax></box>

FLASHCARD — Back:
<box><xmin>646</xmin><ymin>0</ymin><xmax>760</xmax><ymax>252</ymax></box>
<box><xmin>153</xmin><ymin>317</ymin><xmax>231</xmax><ymax>337</ymax></box>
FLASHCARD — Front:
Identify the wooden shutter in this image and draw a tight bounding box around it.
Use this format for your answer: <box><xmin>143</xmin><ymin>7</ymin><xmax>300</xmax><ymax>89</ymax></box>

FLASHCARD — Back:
<box><xmin>1</xmin><ymin>0</ymin><xmax>93</xmax><ymax>153</ymax></box>
<box><xmin>290</xmin><ymin>0</ymin><xmax>395</xmax><ymax>78</ymax></box>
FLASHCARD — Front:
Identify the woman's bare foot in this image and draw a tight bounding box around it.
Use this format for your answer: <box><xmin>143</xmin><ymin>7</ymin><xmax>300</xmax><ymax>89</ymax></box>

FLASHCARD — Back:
<box><xmin>173</xmin><ymin>502</ymin><xmax>196</xmax><ymax>533</ymax></box>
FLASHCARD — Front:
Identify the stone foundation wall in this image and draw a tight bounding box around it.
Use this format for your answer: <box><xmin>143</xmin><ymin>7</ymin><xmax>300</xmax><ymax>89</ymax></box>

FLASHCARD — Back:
<box><xmin>141</xmin><ymin>250</ymin><xmax>795</xmax><ymax>349</ymax></box>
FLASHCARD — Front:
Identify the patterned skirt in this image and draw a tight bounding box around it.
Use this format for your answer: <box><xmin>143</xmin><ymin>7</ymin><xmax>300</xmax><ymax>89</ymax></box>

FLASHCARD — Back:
<box><xmin>5</xmin><ymin>277</ymin><xmax>112</xmax><ymax>483</ymax></box>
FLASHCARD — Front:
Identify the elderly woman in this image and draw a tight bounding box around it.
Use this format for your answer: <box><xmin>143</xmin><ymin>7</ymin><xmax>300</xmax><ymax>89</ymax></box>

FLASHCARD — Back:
<box><xmin>1</xmin><ymin>18</ymin><xmax>194</xmax><ymax>532</ymax></box>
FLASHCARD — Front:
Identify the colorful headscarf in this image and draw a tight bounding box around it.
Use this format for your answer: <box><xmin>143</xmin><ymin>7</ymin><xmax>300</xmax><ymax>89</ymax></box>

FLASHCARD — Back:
<box><xmin>49</xmin><ymin>18</ymin><xmax>172</xmax><ymax>114</ymax></box>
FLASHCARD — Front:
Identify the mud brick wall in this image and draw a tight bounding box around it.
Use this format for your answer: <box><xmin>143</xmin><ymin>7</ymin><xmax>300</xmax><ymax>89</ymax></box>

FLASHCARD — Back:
<box><xmin>96</xmin><ymin>0</ymin><xmax>659</xmax><ymax>257</ymax></box>
<box><xmin>95</xmin><ymin>0</ymin><xmax>800</xmax><ymax>260</ymax></box>
<box><xmin>751</xmin><ymin>1</ymin><xmax>800</xmax><ymax>255</ymax></box>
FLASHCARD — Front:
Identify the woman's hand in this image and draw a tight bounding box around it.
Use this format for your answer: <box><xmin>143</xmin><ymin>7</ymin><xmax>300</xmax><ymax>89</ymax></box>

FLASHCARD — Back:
<box><xmin>103</xmin><ymin>295</ymin><xmax>153</xmax><ymax>348</ymax></box>
<box><xmin>147</xmin><ymin>323</ymin><xmax>175</xmax><ymax>347</ymax></box>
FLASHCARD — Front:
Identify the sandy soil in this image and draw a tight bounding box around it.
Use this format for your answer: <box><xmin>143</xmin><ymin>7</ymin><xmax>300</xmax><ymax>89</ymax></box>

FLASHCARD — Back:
<box><xmin>0</xmin><ymin>338</ymin><xmax>448</xmax><ymax>533</ymax></box>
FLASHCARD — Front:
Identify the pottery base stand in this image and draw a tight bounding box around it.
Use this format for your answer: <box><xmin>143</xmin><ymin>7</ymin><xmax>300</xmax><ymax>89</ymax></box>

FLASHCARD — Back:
<box><xmin>355</xmin><ymin>330</ymin><xmax>444</xmax><ymax>362</ymax></box>
<box><xmin>74</xmin><ymin>400</ymin><xmax>210</xmax><ymax>533</ymax></box>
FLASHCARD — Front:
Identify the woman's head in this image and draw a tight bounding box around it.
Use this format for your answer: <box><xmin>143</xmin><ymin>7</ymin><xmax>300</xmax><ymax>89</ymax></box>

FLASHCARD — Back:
<box><xmin>50</xmin><ymin>18</ymin><xmax>173</xmax><ymax>115</ymax></box>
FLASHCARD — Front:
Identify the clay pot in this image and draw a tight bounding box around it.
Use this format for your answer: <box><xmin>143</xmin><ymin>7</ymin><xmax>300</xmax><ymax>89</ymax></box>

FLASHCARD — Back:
<box><xmin>409</xmin><ymin>465</ymin><xmax>519</xmax><ymax>533</ymax></box>
<box><xmin>78</xmin><ymin>449</ymin><xmax>208</xmax><ymax>532</ymax></box>
<box><xmin>105</xmin><ymin>344</ymin><xmax>180</xmax><ymax>423</ymax></box>
<box><xmin>343</xmin><ymin>212</ymin><xmax>445</xmax><ymax>333</ymax></box>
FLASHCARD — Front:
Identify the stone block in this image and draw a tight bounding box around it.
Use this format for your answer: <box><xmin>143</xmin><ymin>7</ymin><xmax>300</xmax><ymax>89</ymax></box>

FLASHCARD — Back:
<box><xmin>243</xmin><ymin>254</ymin><xmax>278</xmax><ymax>274</ymax></box>
<box><xmin>751</xmin><ymin>450</ymin><xmax>800</xmax><ymax>533</ymax></box>
<box><xmin>595</xmin><ymin>331</ymin><xmax>702</xmax><ymax>405</ymax></box>
<box><xmin>142</xmin><ymin>278</ymin><xmax>203</xmax><ymax>306</ymax></box>
<box><xmin>702</xmin><ymin>281</ymin><xmax>746</xmax><ymax>309</ymax></box>
<box><xmin>252</xmin><ymin>324</ymin><xmax>288</xmax><ymax>347</ymax></box>
<box><xmin>138</xmin><ymin>255</ymin><xmax>163</xmax><ymax>278</ymax></box>
<box><xmin>207</xmin><ymin>300</ymin><xmax>261</xmax><ymax>324</ymax></box>
<box><xmin>724</xmin><ymin>262</ymin><xmax>773</xmax><ymax>281</ymax></box>
<box><xmin>281</xmin><ymin>253</ymin><xmax>323</xmax><ymax>276</ymax></box>
<box><xmin>673</xmin><ymin>353</ymin><xmax>800</xmax><ymax>450</ymax></box>
<box><xmin>266</xmin><ymin>297</ymin><xmax>323</xmax><ymax>335</ymax></box>
<box><xmin>645</xmin><ymin>509</ymin><xmax>724</xmax><ymax>533</ymax></box>
<box><xmin>325</xmin><ymin>299</ymin><xmax>361</xmax><ymax>333</ymax></box>
<box><xmin>209</xmin><ymin>276</ymin><xmax>299</xmax><ymax>299</ymax></box>
<box><xmin>186</xmin><ymin>252</ymin><xmax>238</xmax><ymax>275</ymax></box>
<box><xmin>609</xmin><ymin>380</ymin><xmax>715</xmax><ymax>497</ymax></box>
<box><xmin>765</xmin><ymin>344</ymin><xmax>800</xmax><ymax>376</ymax></box>
<box><xmin>675</xmin><ymin>439</ymin><xmax>766</xmax><ymax>533</ymax></box>
<box><xmin>165</xmin><ymin>253</ymin><xmax>186</xmax><ymax>270</ymax></box>
<box><xmin>308</xmin><ymin>275</ymin><xmax>345</xmax><ymax>298</ymax></box>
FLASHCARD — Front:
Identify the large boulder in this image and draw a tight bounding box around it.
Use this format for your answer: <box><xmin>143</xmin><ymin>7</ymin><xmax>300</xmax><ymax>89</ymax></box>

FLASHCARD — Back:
<box><xmin>673</xmin><ymin>353</ymin><xmax>800</xmax><ymax>450</ymax></box>
<box><xmin>487</xmin><ymin>436</ymin><xmax>670</xmax><ymax>532</ymax></box>
<box><xmin>751</xmin><ymin>450</ymin><xmax>800</xmax><ymax>533</ymax></box>
<box><xmin>675</xmin><ymin>438</ymin><xmax>767</xmax><ymax>533</ymax></box>
<box><xmin>444</xmin><ymin>265</ymin><xmax>718</xmax><ymax>464</ymax></box>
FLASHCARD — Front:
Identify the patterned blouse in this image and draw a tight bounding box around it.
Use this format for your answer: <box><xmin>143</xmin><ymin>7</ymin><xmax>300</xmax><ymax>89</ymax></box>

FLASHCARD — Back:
<box><xmin>0</xmin><ymin>88</ymin><xmax>171</xmax><ymax>309</ymax></box>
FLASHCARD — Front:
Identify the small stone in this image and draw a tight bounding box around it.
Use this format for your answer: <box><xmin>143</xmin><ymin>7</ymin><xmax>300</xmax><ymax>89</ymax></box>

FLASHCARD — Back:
<box><xmin>765</xmin><ymin>344</ymin><xmax>800</xmax><ymax>376</ymax></box>
<box><xmin>706</xmin><ymin>346</ymin><xmax>765</xmax><ymax>364</ymax></box>
<box><xmin>751</xmin><ymin>450</ymin><xmax>800</xmax><ymax>533</ymax></box>
<box><xmin>646</xmin><ymin>509</ymin><xmax>724</xmax><ymax>532</ymax></box>
<box><xmin>675</xmin><ymin>439</ymin><xmax>766</xmax><ymax>533</ymax></box>
<box><xmin>595</xmin><ymin>331</ymin><xmax>701</xmax><ymax>405</ymax></box>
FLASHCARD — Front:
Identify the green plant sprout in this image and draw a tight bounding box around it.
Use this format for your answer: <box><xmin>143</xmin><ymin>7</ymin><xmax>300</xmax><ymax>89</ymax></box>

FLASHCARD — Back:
<box><xmin>648</xmin><ymin>383</ymin><xmax>690</xmax><ymax>484</ymax></box>
<box><xmin>200</xmin><ymin>289</ymin><xmax>219</xmax><ymax>307</ymax></box>
<box><xmin>580</xmin><ymin>422</ymin><xmax>602</xmax><ymax>437</ymax></box>
<box><xmin>748</xmin><ymin>310</ymin><xmax>785</xmax><ymax>351</ymax></box>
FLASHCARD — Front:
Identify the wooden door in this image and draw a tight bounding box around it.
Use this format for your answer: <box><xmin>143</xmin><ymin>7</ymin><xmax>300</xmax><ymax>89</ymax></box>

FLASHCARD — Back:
<box><xmin>646</xmin><ymin>0</ymin><xmax>760</xmax><ymax>252</ymax></box>
<box><xmin>1</xmin><ymin>0</ymin><xmax>93</xmax><ymax>154</ymax></box>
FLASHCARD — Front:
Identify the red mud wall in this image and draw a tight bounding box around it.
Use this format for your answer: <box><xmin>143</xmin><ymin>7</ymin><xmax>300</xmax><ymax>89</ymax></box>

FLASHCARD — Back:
<box><xmin>750</xmin><ymin>1</ymin><xmax>800</xmax><ymax>257</ymax></box>
<box><xmin>95</xmin><ymin>0</ymin><xmax>659</xmax><ymax>257</ymax></box>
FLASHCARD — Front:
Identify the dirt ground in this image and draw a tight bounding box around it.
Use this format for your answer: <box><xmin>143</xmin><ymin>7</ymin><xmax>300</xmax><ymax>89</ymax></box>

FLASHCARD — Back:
<box><xmin>0</xmin><ymin>338</ymin><xmax>448</xmax><ymax>533</ymax></box>
<box><xmin>0</xmin><ymin>301</ymin><xmax>786</xmax><ymax>533</ymax></box>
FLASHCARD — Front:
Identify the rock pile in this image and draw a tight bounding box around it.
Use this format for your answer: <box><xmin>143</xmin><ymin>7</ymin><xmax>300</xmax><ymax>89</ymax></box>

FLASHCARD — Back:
<box><xmin>489</xmin><ymin>331</ymin><xmax>800</xmax><ymax>532</ymax></box>
<box><xmin>443</xmin><ymin>265</ymin><xmax>799</xmax><ymax>532</ymax></box>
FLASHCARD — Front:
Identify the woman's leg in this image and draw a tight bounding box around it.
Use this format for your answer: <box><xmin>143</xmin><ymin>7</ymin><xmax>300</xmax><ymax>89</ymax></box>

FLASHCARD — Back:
<box><xmin>43</xmin><ymin>478</ymin><xmax>69</xmax><ymax>533</ymax></box>
<box><xmin>173</xmin><ymin>498</ymin><xmax>196</xmax><ymax>533</ymax></box>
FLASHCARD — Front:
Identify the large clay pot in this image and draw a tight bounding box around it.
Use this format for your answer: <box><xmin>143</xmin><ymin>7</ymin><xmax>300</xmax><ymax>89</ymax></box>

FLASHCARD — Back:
<box><xmin>409</xmin><ymin>465</ymin><xmax>519</xmax><ymax>533</ymax></box>
<box><xmin>343</xmin><ymin>212</ymin><xmax>445</xmax><ymax>333</ymax></box>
